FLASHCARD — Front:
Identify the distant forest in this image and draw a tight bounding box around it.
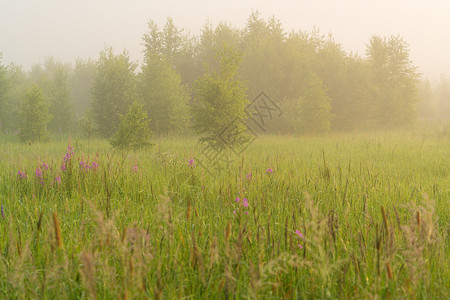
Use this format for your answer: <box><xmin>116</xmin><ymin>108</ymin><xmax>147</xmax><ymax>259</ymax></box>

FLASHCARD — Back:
<box><xmin>1</xmin><ymin>12</ymin><xmax>449</xmax><ymax>139</ymax></box>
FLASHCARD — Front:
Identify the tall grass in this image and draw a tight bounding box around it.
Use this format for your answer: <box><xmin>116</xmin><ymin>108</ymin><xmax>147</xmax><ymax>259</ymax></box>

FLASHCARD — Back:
<box><xmin>0</xmin><ymin>132</ymin><xmax>448</xmax><ymax>298</ymax></box>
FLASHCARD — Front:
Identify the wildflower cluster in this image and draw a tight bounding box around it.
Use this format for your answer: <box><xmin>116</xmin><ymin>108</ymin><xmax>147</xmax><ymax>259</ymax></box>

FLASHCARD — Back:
<box><xmin>17</xmin><ymin>171</ymin><xmax>27</xmax><ymax>180</ymax></box>
<box><xmin>35</xmin><ymin>167</ymin><xmax>44</xmax><ymax>185</ymax></box>
<box><xmin>132</xmin><ymin>165</ymin><xmax>139</xmax><ymax>173</ymax></box>
<box><xmin>61</xmin><ymin>144</ymin><xmax>74</xmax><ymax>171</ymax></box>
<box><xmin>79</xmin><ymin>161</ymin><xmax>98</xmax><ymax>172</ymax></box>
<box><xmin>234</xmin><ymin>197</ymin><xmax>249</xmax><ymax>215</ymax></box>
<box><xmin>64</xmin><ymin>145</ymin><xmax>74</xmax><ymax>162</ymax></box>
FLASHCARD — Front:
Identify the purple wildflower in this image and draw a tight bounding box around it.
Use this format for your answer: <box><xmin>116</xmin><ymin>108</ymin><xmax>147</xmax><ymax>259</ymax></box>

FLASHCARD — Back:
<box><xmin>35</xmin><ymin>168</ymin><xmax>43</xmax><ymax>178</ymax></box>
<box><xmin>295</xmin><ymin>230</ymin><xmax>304</xmax><ymax>249</ymax></box>
<box><xmin>266</xmin><ymin>168</ymin><xmax>273</xmax><ymax>174</ymax></box>
<box><xmin>91</xmin><ymin>161</ymin><xmax>98</xmax><ymax>170</ymax></box>
<box><xmin>64</xmin><ymin>144</ymin><xmax>74</xmax><ymax>162</ymax></box>
<box><xmin>61</xmin><ymin>163</ymin><xmax>66</xmax><ymax>171</ymax></box>
<box><xmin>55</xmin><ymin>176</ymin><xmax>62</xmax><ymax>184</ymax></box>
<box><xmin>1</xmin><ymin>205</ymin><xmax>4</xmax><ymax>219</ymax></box>
<box><xmin>17</xmin><ymin>171</ymin><xmax>27</xmax><ymax>180</ymax></box>
<box><xmin>235</xmin><ymin>197</ymin><xmax>240</xmax><ymax>203</ymax></box>
<box><xmin>41</xmin><ymin>163</ymin><xmax>49</xmax><ymax>170</ymax></box>
<box><xmin>132</xmin><ymin>165</ymin><xmax>139</xmax><ymax>173</ymax></box>
<box><xmin>242</xmin><ymin>198</ymin><xmax>249</xmax><ymax>207</ymax></box>
<box><xmin>79</xmin><ymin>161</ymin><xmax>91</xmax><ymax>172</ymax></box>
<box><xmin>188</xmin><ymin>159</ymin><xmax>195</xmax><ymax>168</ymax></box>
<box><xmin>246</xmin><ymin>172</ymin><xmax>252</xmax><ymax>180</ymax></box>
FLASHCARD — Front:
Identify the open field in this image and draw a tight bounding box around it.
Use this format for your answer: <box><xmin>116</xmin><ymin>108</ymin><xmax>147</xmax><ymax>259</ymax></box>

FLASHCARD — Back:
<box><xmin>0</xmin><ymin>133</ymin><xmax>449</xmax><ymax>299</ymax></box>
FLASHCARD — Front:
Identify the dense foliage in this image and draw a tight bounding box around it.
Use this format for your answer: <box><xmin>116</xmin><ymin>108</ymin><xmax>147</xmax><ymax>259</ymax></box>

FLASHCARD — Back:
<box><xmin>0</xmin><ymin>12</ymin><xmax>449</xmax><ymax>139</ymax></box>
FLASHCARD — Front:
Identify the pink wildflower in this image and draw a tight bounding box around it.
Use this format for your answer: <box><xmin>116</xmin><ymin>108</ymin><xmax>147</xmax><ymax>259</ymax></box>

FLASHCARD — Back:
<box><xmin>188</xmin><ymin>159</ymin><xmax>195</xmax><ymax>167</ymax></box>
<box><xmin>295</xmin><ymin>230</ymin><xmax>303</xmax><ymax>238</ymax></box>
<box><xmin>17</xmin><ymin>171</ymin><xmax>27</xmax><ymax>180</ymax></box>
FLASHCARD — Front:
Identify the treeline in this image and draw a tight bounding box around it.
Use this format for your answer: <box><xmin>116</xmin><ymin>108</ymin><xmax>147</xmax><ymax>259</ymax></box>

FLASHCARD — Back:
<box><xmin>1</xmin><ymin>12</ymin><xmax>449</xmax><ymax>140</ymax></box>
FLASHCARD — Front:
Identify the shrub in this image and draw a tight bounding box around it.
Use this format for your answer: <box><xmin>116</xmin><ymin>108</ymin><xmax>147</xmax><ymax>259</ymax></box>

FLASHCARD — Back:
<box><xmin>110</xmin><ymin>101</ymin><xmax>152</xmax><ymax>150</ymax></box>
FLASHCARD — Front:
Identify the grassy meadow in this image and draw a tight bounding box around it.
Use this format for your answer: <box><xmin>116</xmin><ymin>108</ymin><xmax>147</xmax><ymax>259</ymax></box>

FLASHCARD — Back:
<box><xmin>0</xmin><ymin>132</ymin><xmax>449</xmax><ymax>299</ymax></box>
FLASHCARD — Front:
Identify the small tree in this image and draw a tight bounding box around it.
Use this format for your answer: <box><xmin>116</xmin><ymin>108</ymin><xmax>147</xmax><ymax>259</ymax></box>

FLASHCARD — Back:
<box><xmin>19</xmin><ymin>86</ymin><xmax>52</xmax><ymax>142</ymax></box>
<box><xmin>191</xmin><ymin>46</ymin><xmax>249</xmax><ymax>151</ymax></box>
<box><xmin>110</xmin><ymin>102</ymin><xmax>152</xmax><ymax>150</ymax></box>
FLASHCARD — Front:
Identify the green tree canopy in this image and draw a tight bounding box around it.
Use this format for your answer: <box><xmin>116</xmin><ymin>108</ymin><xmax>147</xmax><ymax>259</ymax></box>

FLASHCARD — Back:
<box><xmin>366</xmin><ymin>35</ymin><xmax>420</xmax><ymax>127</ymax></box>
<box><xmin>0</xmin><ymin>54</ymin><xmax>9</xmax><ymax>132</ymax></box>
<box><xmin>70</xmin><ymin>58</ymin><xmax>96</xmax><ymax>117</ymax></box>
<box><xmin>19</xmin><ymin>86</ymin><xmax>52</xmax><ymax>142</ymax></box>
<box><xmin>139</xmin><ymin>53</ymin><xmax>190</xmax><ymax>135</ymax></box>
<box><xmin>91</xmin><ymin>47</ymin><xmax>136</xmax><ymax>138</ymax></box>
<box><xmin>48</xmin><ymin>66</ymin><xmax>73</xmax><ymax>134</ymax></box>
<box><xmin>191</xmin><ymin>46</ymin><xmax>249</xmax><ymax>151</ymax></box>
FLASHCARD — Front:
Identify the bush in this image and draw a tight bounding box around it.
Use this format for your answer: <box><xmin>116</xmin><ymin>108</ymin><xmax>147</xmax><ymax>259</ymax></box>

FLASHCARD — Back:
<box><xmin>110</xmin><ymin>102</ymin><xmax>152</xmax><ymax>150</ymax></box>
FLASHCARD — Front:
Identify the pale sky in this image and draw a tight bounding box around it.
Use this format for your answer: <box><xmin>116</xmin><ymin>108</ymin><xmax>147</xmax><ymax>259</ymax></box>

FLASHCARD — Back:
<box><xmin>1</xmin><ymin>0</ymin><xmax>449</xmax><ymax>80</ymax></box>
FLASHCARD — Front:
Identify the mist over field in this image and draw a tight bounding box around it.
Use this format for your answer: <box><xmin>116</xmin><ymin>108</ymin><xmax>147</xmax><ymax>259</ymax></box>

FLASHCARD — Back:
<box><xmin>0</xmin><ymin>1</ymin><xmax>449</xmax><ymax>299</ymax></box>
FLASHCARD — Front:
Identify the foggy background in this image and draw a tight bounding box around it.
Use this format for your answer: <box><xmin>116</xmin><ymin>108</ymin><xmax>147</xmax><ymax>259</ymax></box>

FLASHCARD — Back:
<box><xmin>1</xmin><ymin>0</ymin><xmax>449</xmax><ymax>80</ymax></box>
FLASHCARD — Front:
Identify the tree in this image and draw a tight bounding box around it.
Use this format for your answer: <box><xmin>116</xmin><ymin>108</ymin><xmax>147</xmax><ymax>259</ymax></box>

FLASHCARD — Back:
<box><xmin>298</xmin><ymin>74</ymin><xmax>332</xmax><ymax>134</ymax></box>
<box><xmin>0</xmin><ymin>54</ymin><xmax>9</xmax><ymax>132</ymax></box>
<box><xmin>91</xmin><ymin>47</ymin><xmax>136</xmax><ymax>138</ymax></box>
<box><xmin>110</xmin><ymin>101</ymin><xmax>152</xmax><ymax>150</ymax></box>
<box><xmin>48</xmin><ymin>66</ymin><xmax>73</xmax><ymax>134</ymax></box>
<box><xmin>191</xmin><ymin>46</ymin><xmax>249</xmax><ymax>151</ymax></box>
<box><xmin>1</xmin><ymin>64</ymin><xmax>27</xmax><ymax>133</ymax></box>
<box><xmin>70</xmin><ymin>58</ymin><xmax>96</xmax><ymax>117</ymax></box>
<box><xmin>240</xmin><ymin>12</ymin><xmax>286</xmax><ymax>102</ymax></box>
<box><xmin>139</xmin><ymin>53</ymin><xmax>190</xmax><ymax>135</ymax></box>
<box><xmin>197</xmin><ymin>21</ymin><xmax>242</xmax><ymax>75</ymax></box>
<box><xmin>19</xmin><ymin>86</ymin><xmax>52</xmax><ymax>142</ymax></box>
<box><xmin>416</xmin><ymin>79</ymin><xmax>437</xmax><ymax>120</ymax></box>
<box><xmin>142</xmin><ymin>18</ymin><xmax>199</xmax><ymax>86</ymax></box>
<box><xmin>366</xmin><ymin>35</ymin><xmax>420</xmax><ymax>127</ymax></box>
<box><xmin>437</xmin><ymin>74</ymin><xmax>450</xmax><ymax>119</ymax></box>
<box><xmin>141</xmin><ymin>22</ymin><xmax>191</xmax><ymax>135</ymax></box>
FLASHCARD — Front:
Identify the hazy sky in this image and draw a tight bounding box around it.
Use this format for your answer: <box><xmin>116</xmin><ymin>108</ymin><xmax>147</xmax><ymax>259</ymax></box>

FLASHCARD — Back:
<box><xmin>1</xmin><ymin>0</ymin><xmax>449</xmax><ymax>80</ymax></box>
